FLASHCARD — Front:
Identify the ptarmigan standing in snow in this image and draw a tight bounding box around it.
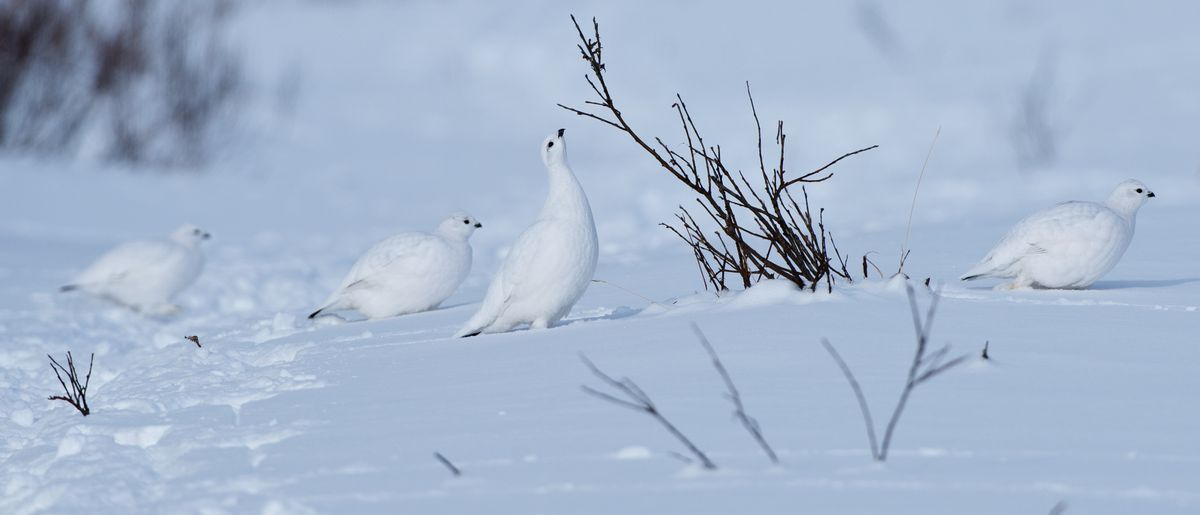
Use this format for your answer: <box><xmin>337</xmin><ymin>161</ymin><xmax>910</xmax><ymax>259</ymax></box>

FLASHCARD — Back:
<box><xmin>455</xmin><ymin>128</ymin><xmax>598</xmax><ymax>337</ymax></box>
<box><xmin>61</xmin><ymin>224</ymin><xmax>210</xmax><ymax>314</ymax></box>
<box><xmin>961</xmin><ymin>179</ymin><xmax>1155</xmax><ymax>289</ymax></box>
<box><xmin>309</xmin><ymin>212</ymin><xmax>481</xmax><ymax>320</ymax></box>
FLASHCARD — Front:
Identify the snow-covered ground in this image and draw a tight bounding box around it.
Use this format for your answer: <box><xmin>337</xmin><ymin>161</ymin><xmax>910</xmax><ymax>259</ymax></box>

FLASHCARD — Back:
<box><xmin>2</xmin><ymin>1</ymin><xmax>1198</xmax><ymax>513</ymax></box>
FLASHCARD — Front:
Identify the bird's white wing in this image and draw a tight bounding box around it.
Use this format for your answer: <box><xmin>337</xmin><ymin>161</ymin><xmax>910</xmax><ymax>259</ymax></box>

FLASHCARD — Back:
<box><xmin>494</xmin><ymin>222</ymin><xmax>557</xmax><ymax>293</ymax></box>
<box><xmin>73</xmin><ymin>239</ymin><xmax>180</xmax><ymax>287</ymax></box>
<box><xmin>336</xmin><ymin>232</ymin><xmax>441</xmax><ymax>291</ymax></box>
<box><xmin>963</xmin><ymin>202</ymin><xmax>1108</xmax><ymax>279</ymax></box>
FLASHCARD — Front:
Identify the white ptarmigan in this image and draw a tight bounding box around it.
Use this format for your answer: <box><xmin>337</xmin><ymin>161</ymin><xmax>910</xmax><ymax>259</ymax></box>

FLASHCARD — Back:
<box><xmin>455</xmin><ymin>128</ymin><xmax>598</xmax><ymax>337</ymax></box>
<box><xmin>61</xmin><ymin>224</ymin><xmax>210</xmax><ymax>314</ymax></box>
<box><xmin>309</xmin><ymin>213</ymin><xmax>481</xmax><ymax>320</ymax></box>
<box><xmin>961</xmin><ymin>179</ymin><xmax>1155</xmax><ymax>289</ymax></box>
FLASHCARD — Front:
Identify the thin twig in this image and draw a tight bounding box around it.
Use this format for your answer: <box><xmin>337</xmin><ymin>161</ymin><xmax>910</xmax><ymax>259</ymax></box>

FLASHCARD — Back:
<box><xmin>820</xmin><ymin>338</ymin><xmax>880</xmax><ymax>460</ymax></box>
<box><xmin>898</xmin><ymin>126</ymin><xmax>941</xmax><ymax>274</ymax></box>
<box><xmin>434</xmin><ymin>452</ymin><xmax>462</xmax><ymax>477</ymax></box>
<box><xmin>591</xmin><ymin>279</ymin><xmax>660</xmax><ymax>306</ymax></box>
<box><xmin>881</xmin><ymin>285</ymin><xmax>967</xmax><ymax>460</ymax></box>
<box><xmin>779</xmin><ymin>145</ymin><xmax>879</xmax><ymax>190</ymax></box>
<box><xmin>580</xmin><ymin>354</ymin><xmax>716</xmax><ymax>469</ymax></box>
<box><xmin>667</xmin><ymin>451</ymin><xmax>694</xmax><ymax>464</ymax></box>
<box><xmin>693</xmin><ymin>324</ymin><xmax>779</xmax><ymax>464</ymax></box>
<box><xmin>821</xmin><ymin>284</ymin><xmax>969</xmax><ymax>461</ymax></box>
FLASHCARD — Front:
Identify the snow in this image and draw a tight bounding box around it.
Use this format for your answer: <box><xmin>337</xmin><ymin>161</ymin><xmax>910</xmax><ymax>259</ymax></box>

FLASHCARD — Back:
<box><xmin>2</xmin><ymin>1</ymin><xmax>1199</xmax><ymax>514</ymax></box>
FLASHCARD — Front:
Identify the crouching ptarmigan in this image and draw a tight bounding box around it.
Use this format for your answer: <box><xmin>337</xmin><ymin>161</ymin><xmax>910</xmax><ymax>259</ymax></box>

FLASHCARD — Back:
<box><xmin>61</xmin><ymin>224</ymin><xmax>210</xmax><ymax>314</ymax></box>
<box><xmin>961</xmin><ymin>179</ymin><xmax>1155</xmax><ymax>289</ymax></box>
<box><xmin>309</xmin><ymin>212</ymin><xmax>481</xmax><ymax>320</ymax></box>
<box><xmin>455</xmin><ymin>129</ymin><xmax>598</xmax><ymax>337</ymax></box>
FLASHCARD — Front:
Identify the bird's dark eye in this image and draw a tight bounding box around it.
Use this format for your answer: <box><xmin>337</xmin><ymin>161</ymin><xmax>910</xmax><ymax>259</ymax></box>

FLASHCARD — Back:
<box><xmin>463</xmin><ymin>220</ymin><xmax>470</xmax><ymax>224</ymax></box>
<box><xmin>1136</xmin><ymin>188</ymin><xmax>1143</xmax><ymax>193</ymax></box>
<box><xmin>547</xmin><ymin>141</ymin><xmax>554</xmax><ymax>149</ymax></box>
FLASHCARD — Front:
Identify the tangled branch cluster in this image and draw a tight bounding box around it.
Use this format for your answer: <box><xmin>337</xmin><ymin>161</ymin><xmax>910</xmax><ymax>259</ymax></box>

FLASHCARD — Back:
<box><xmin>559</xmin><ymin>16</ymin><xmax>876</xmax><ymax>292</ymax></box>
<box><xmin>47</xmin><ymin>351</ymin><xmax>93</xmax><ymax>416</ymax></box>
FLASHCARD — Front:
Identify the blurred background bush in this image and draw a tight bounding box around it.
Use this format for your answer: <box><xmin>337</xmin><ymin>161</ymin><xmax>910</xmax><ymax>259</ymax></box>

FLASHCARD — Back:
<box><xmin>0</xmin><ymin>0</ymin><xmax>241</xmax><ymax>167</ymax></box>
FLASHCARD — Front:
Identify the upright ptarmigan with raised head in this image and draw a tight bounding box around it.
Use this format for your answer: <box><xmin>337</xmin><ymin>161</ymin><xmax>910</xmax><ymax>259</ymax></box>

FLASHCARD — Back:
<box><xmin>455</xmin><ymin>128</ymin><xmax>598</xmax><ymax>337</ymax></box>
<box><xmin>310</xmin><ymin>212</ymin><xmax>481</xmax><ymax>320</ymax></box>
<box><xmin>961</xmin><ymin>179</ymin><xmax>1155</xmax><ymax>289</ymax></box>
<box><xmin>61</xmin><ymin>224</ymin><xmax>210</xmax><ymax>314</ymax></box>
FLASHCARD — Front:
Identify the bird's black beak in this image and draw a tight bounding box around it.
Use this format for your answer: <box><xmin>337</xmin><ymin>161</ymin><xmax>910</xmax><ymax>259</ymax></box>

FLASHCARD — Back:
<box><xmin>557</xmin><ymin>128</ymin><xmax>565</xmax><ymax>138</ymax></box>
<box><xmin>1147</xmin><ymin>191</ymin><xmax>1156</xmax><ymax>198</ymax></box>
<box><xmin>474</xmin><ymin>223</ymin><xmax>482</xmax><ymax>228</ymax></box>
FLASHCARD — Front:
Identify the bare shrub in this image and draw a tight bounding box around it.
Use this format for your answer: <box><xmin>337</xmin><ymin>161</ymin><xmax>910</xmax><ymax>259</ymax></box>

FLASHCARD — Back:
<box><xmin>820</xmin><ymin>284</ymin><xmax>968</xmax><ymax>461</ymax></box>
<box><xmin>0</xmin><ymin>0</ymin><xmax>241</xmax><ymax>166</ymax></box>
<box><xmin>47</xmin><ymin>351</ymin><xmax>93</xmax><ymax>416</ymax></box>
<box><xmin>559</xmin><ymin>16</ymin><xmax>876</xmax><ymax>292</ymax></box>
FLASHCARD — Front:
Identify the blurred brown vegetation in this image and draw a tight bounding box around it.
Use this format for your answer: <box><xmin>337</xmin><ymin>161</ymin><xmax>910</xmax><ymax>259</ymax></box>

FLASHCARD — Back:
<box><xmin>0</xmin><ymin>0</ymin><xmax>241</xmax><ymax>167</ymax></box>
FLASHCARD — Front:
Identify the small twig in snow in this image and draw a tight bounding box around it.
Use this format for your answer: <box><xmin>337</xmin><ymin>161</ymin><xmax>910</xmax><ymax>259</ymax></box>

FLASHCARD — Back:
<box><xmin>821</xmin><ymin>284</ymin><xmax>969</xmax><ymax>461</ymax></box>
<box><xmin>667</xmin><ymin>451</ymin><xmax>694</xmax><ymax>464</ymax></box>
<box><xmin>185</xmin><ymin>335</ymin><xmax>201</xmax><ymax>348</ymax></box>
<box><xmin>898</xmin><ymin>126</ymin><xmax>941</xmax><ymax>275</ymax></box>
<box><xmin>48</xmin><ymin>351</ymin><xmax>93</xmax><ymax>416</ymax></box>
<box><xmin>591</xmin><ymin>278</ymin><xmax>661</xmax><ymax>306</ymax></box>
<box><xmin>693</xmin><ymin>323</ymin><xmax>779</xmax><ymax>464</ymax></box>
<box><xmin>580</xmin><ymin>353</ymin><xmax>716</xmax><ymax>469</ymax></box>
<box><xmin>434</xmin><ymin>452</ymin><xmax>461</xmax><ymax>477</ymax></box>
<box><xmin>820</xmin><ymin>338</ymin><xmax>880</xmax><ymax>459</ymax></box>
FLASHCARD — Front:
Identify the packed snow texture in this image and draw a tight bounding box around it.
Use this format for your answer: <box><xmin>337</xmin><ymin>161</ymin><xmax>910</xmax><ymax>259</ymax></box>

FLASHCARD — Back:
<box><xmin>1</xmin><ymin>1</ymin><xmax>1198</xmax><ymax>514</ymax></box>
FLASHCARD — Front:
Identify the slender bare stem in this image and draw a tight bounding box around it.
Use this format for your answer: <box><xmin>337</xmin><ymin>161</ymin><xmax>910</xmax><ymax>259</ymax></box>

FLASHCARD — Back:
<box><xmin>822</xmin><ymin>284</ymin><xmax>969</xmax><ymax>461</ymax></box>
<box><xmin>434</xmin><ymin>452</ymin><xmax>462</xmax><ymax>477</ymax></box>
<box><xmin>580</xmin><ymin>354</ymin><xmax>716</xmax><ymax>469</ymax></box>
<box><xmin>693</xmin><ymin>324</ymin><xmax>779</xmax><ymax>464</ymax></box>
<box><xmin>820</xmin><ymin>338</ymin><xmax>880</xmax><ymax>460</ymax></box>
<box><xmin>898</xmin><ymin>126</ymin><xmax>941</xmax><ymax>274</ymax></box>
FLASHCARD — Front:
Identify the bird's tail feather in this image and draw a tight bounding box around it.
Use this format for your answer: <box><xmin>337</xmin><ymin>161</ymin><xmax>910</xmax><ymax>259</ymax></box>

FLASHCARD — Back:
<box><xmin>454</xmin><ymin>314</ymin><xmax>494</xmax><ymax>338</ymax></box>
<box><xmin>308</xmin><ymin>299</ymin><xmax>339</xmax><ymax>319</ymax></box>
<box><xmin>310</xmin><ymin>293</ymin><xmax>349</xmax><ymax>319</ymax></box>
<box><xmin>454</xmin><ymin>279</ymin><xmax>508</xmax><ymax>338</ymax></box>
<box><xmin>960</xmin><ymin>259</ymin><xmax>997</xmax><ymax>281</ymax></box>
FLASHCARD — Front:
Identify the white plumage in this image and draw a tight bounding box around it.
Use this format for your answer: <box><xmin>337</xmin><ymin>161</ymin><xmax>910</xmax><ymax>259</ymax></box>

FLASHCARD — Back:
<box><xmin>310</xmin><ymin>212</ymin><xmax>480</xmax><ymax>320</ymax></box>
<box><xmin>961</xmin><ymin>179</ymin><xmax>1155</xmax><ymax>289</ymax></box>
<box><xmin>62</xmin><ymin>224</ymin><xmax>210</xmax><ymax>314</ymax></box>
<box><xmin>455</xmin><ymin>129</ymin><xmax>598</xmax><ymax>337</ymax></box>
